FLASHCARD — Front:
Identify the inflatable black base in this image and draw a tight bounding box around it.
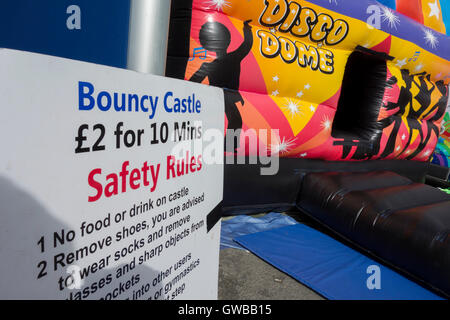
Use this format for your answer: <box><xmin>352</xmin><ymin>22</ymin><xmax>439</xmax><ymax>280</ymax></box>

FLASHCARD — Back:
<box><xmin>223</xmin><ymin>157</ymin><xmax>450</xmax><ymax>297</ymax></box>
<box><xmin>223</xmin><ymin>157</ymin><xmax>445</xmax><ymax>214</ymax></box>
<box><xmin>298</xmin><ymin>171</ymin><xmax>450</xmax><ymax>298</ymax></box>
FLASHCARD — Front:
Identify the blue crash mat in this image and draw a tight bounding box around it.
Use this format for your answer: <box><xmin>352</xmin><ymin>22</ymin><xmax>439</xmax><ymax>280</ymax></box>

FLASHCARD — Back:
<box><xmin>220</xmin><ymin>212</ymin><xmax>298</xmax><ymax>250</ymax></box>
<box><xmin>235</xmin><ymin>224</ymin><xmax>443</xmax><ymax>300</ymax></box>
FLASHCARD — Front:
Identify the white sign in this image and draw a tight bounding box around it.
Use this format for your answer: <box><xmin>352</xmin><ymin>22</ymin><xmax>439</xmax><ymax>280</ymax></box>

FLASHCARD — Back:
<box><xmin>0</xmin><ymin>49</ymin><xmax>224</xmax><ymax>300</ymax></box>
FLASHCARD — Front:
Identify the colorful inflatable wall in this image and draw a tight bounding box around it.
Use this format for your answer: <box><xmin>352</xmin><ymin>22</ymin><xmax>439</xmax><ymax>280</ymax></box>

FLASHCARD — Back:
<box><xmin>167</xmin><ymin>0</ymin><xmax>450</xmax><ymax>162</ymax></box>
<box><xmin>432</xmin><ymin>106</ymin><xmax>450</xmax><ymax>168</ymax></box>
<box><xmin>376</xmin><ymin>0</ymin><xmax>450</xmax><ymax>35</ymax></box>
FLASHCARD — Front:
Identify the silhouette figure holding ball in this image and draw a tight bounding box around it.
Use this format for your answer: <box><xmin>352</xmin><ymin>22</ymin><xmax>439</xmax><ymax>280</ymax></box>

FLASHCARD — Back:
<box><xmin>190</xmin><ymin>20</ymin><xmax>253</xmax><ymax>151</ymax></box>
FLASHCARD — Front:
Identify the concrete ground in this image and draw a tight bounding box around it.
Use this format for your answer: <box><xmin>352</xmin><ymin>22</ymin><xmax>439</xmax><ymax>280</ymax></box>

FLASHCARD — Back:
<box><xmin>218</xmin><ymin>247</ymin><xmax>324</xmax><ymax>300</ymax></box>
<box><xmin>217</xmin><ymin>211</ymin><xmax>325</xmax><ymax>300</ymax></box>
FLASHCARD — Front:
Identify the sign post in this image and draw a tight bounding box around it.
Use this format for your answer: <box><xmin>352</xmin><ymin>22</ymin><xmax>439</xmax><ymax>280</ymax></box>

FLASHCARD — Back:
<box><xmin>0</xmin><ymin>49</ymin><xmax>223</xmax><ymax>300</ymax></box>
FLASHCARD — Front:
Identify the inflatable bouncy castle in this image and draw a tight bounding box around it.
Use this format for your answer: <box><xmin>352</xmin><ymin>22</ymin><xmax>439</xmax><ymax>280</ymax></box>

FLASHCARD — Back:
<box><xmin>168</xmin><ymin>0</ymin><xmax>449</xmax><ymax>162</ymax></box>
<box><xmin>167</xmin><ymin>0</ymin><xmax>450</xmax><ymax>297</ymax></box>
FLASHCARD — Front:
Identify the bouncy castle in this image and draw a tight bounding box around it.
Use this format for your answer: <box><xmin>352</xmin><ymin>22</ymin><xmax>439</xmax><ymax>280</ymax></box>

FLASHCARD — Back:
<box><xmin>166</xmin><ymin>0</ymin><xmax>450</xmax><ymax>297</ymax></box>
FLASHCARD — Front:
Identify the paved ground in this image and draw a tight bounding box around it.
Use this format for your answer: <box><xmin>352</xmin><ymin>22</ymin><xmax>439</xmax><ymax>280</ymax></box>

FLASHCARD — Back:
<box><xmin>218</xmin><ymin>239</ymin><xmax>324</xmax><ymax>300</ymax></box>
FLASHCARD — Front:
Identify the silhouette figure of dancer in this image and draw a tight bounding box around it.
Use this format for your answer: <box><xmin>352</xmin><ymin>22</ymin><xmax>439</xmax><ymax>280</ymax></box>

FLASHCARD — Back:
<box><xmin>189</xmin><ymin>20</ymin><xmax>253</xmax><ymax>151</ymax></box>
<box><xmin>411</xmin><ymin>73</ymin><xmax>435</xmax><ymax>118</ymax></box>
<box><xmin>408</xmin><ymin>80</ymin><xmax>448</xmax><ymax>160</ymax></box>
<box><xmin>379</xmin><ymin>69</ymin><xmax>414</xmax><ymax>158</ymax></box>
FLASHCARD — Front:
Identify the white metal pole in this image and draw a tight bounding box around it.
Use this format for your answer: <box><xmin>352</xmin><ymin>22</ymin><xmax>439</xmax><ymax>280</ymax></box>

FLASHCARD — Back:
<box><xmin>126</xmin><ymin>0</ymin><xmax>172</xmax><ymax>75</ymax></box>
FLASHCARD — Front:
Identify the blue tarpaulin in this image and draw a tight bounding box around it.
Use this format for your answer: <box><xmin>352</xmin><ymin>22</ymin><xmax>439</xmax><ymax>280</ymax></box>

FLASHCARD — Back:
<box><xmin>220</xmin><ymin>212</ymin><xmax>298</xmax><ymax>250</ymax></box>
<box><xmin>235</xmin><ymin>224</ymin><xmax>444</xmax><ymax>300</ymax></box>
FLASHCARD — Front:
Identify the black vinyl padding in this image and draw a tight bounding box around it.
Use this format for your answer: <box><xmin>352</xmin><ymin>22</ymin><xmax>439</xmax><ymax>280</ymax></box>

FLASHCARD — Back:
<box><xmin>427</xmin><ymin>163</ymin><xmax>450</xmax><ymax>181</ymax></box>
<box><xmin>223</xmin><ymin>157</ymin><xmax>431</xmax><ymax>214</ymax></box>
<box><xmin>297</xmin><ymin>171</ymin><xmax>450</xmax><ymax>297</ymax></box>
